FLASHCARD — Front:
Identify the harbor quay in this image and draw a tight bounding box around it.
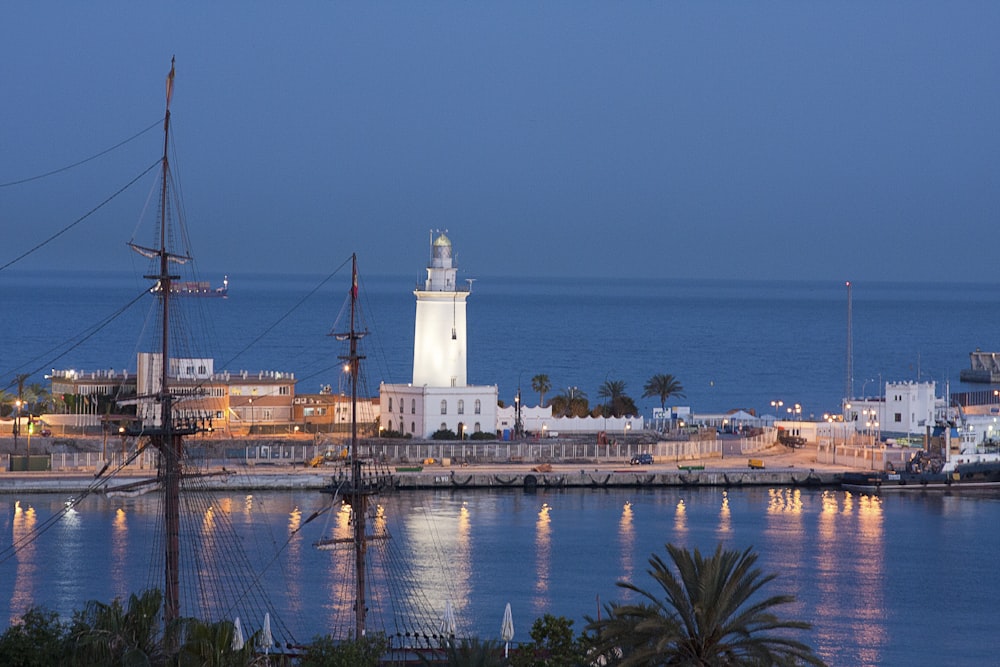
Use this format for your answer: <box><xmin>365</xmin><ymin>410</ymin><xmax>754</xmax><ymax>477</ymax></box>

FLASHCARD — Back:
<box><xmin>0</xmin><ymin>433</ymin><xmax>867</xmax><ymax>493</ymax></box>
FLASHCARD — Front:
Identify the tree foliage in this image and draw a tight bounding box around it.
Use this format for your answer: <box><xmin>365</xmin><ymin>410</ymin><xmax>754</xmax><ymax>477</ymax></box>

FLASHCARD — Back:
<box><xmin>549</xmin><ymin>387</ymin><xmax>589</xmax><ymax>418</ymax></box>
<box><xmin>0</xmin><ymin>607</ymin><xmax>70</xmax><ymax>667</ymax></box>
<box><xmin>300</xmin><ymin>633</ymin><xmax>389</xmax><ymax>667</ymax></box>
<box><xmin>587</xmin><ymin>543</ymin><xmax>826</xmax><ymax>666</ymax></box>
<box><xmin>530</xmin><ymin>374</ymin><xmax>552</xmax><ymax>407</ymax></box>
<box><xmin>642</xmin><ymin>374</ymin><xmax>686</xmax><ymax>411</ymax></box>
<box><xmin>597</xmin><ymin>379</ymin><xmax>637</xmax><ymax>418</ymax></box>
<box><xmin>509</xmin><ymin>614</ymin><xmax>586</xmax><ymax>667</ymax></box>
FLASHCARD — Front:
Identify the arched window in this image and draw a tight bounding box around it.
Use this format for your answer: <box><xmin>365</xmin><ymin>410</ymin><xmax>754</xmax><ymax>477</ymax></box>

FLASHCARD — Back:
<box><xmin>474</xmin><ymin>399</ymin><xmax>481</xmax><ymax>415</ymax></box>
<box><xmin>388</xmin><ymin>397</ymin><xmax>393</xmax><ymax>413</ymax></box>
<box><xmin>411</xmin><ymin>399</ymin><xmax>416</xmax><ymax>414</ymax></box>
<box><xmin>399</xmin><ymin>419</ymin><xmax>404</xmax><ymax>432</ymax></box>
<box><xmin>410</xmin><ymin>422</ymin><xmax>415</xmax><ymax>434</ymax></box>
<box><xmin>457</xmin><ymin>399</ymin><xmax>465</xmax><ymax>415</ymax></box>
<box><xmin>399</xmin><ymin>398</ymin><xmax>403</xmax><ymax>413</ymax></box>
<box><xmin>440</xmin><ymin>422</ymin><xmax>447</xmax><ymax>432</ymax></box>
<box><xmin>474</xmin><ymin>422</ymin><xmax>481</xmax><ymax>432</ymax></box>
<box><xmin>441</xmin><ymin>400</ymin><xmax>448</xmax><ymax>415</ymax></box>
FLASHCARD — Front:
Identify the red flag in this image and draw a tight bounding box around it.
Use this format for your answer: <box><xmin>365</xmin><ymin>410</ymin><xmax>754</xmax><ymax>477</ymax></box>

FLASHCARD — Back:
<box><xmin>165</xmin><ymin>57</ymin><xmax>175</xmax><ymax>109</ymax></box>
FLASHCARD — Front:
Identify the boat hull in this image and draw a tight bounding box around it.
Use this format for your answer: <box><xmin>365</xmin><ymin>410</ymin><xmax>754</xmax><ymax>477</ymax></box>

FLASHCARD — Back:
<box><xmin>842</xmin><ymin>461</ymin><xmax>1000</xmax><ymax>493</ymax></box>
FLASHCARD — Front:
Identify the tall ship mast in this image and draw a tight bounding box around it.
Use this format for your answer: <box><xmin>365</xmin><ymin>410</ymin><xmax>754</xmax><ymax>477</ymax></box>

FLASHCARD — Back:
<box><xmin>125</xmin><ymin>57</ymin><xmax>200</xmax><ymax>632</ymax></box>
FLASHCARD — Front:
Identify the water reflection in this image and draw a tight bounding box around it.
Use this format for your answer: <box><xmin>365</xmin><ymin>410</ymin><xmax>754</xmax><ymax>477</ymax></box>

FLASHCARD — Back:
<box><xmin>111</xmin><ymin>508</ymin><xmax>128</xmax><ymax>602</ymax></box>
<box><xmin>533</xmin><ymin>503</ymin><xmax>551</xmax><ymax>614</ymax></box>
<box><xmin>717</xmin><ymin>491</ymin><xmax>731</xmax><ymax>535</ymax></box>
<box><xmin>286</xmin><ymin>506</ymin><xmax>302</xmax><ymax>614</ymax></box>
<box><xmin>674</xmin><ymin>499</ymin><xmax>687</xmax><ymax>533</ymax></box>
<box><xmin>10</xmin><ymin>501</ymin><xmax>37</xmax><ymax>623</ymax></box>
<box><xmin>618</xmin><ymin>501</ymin><xmax>635</xmax><ymax>586</ymax></box>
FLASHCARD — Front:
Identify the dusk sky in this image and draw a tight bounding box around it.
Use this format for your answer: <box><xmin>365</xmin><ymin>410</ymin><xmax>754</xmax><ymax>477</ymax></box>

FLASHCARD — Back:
<box><xmin>3</xmin><ymin>3</ymin><xmax>999</xmax><ymax>283</ymax></box>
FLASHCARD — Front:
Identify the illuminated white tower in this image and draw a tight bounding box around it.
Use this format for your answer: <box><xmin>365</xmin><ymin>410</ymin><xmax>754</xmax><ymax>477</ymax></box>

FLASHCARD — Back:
<box><xmin>412</xmin><ymin>232</ymin><xmax>469</xmax><ymax>387</ymax></box>
<box><xmin>381</xmin><ymin>231</ymin><xmax>496</xmax><ymax>439</ymax></box>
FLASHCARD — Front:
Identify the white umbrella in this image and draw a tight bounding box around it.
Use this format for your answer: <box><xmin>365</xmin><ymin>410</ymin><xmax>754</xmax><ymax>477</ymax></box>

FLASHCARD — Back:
<box><xmin>261</xmin><ymin>612</ymin><xmax>273</xmax><ymax>655</ymax></box>
<box><xmin>232</xmin><ymin>616</ymin><xmax>244</xmax><ymax>651</ymax></box>
<box><xmin>440</xmin><ymin>599</ymin><xmax>457</xmax><ymax>637</ymax></box>
<box><xmin>501</xmin><ymin>602</ymin><xmax>514</xmax><ymax>658</ymax></box>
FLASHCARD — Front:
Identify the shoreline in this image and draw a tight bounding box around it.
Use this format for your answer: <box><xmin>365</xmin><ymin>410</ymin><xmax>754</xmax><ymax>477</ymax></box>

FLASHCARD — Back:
<box><xmin>0</xmin><ymin>443</ymin><xmax>855</xmax><ymax>493</ymax></box>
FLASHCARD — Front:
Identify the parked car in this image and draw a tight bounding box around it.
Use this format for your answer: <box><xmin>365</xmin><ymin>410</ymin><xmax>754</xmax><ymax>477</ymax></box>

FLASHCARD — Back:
<box><xmin>630</xmin><ymin>453</ymin><xmax>654</xmax><ymax>465</ymax></box>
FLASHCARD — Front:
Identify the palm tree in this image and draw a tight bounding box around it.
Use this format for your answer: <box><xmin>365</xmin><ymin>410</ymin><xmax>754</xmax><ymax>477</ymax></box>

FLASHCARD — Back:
<box><xmin>422</xmin><ymin>637</ymin><xmax>505</xmax><ymax>667</ymax></box>
<box><xmin>69</xmin><ymin>588</ymin><xmax>166</xmax><ymax>665</ymax></box>
<box><xmin>597</xmin><ymin>380</ymin><xmax>636</xmax><ymax>418</ymax></box>
<box><xmin>531</xmin><ymin>374</ymin><xmax>552</xmax><ymax>407</ymax></box>
<box><xmin>550</xmin><ymin>387</ymin><xmax>589</xmax><ymax>418</ymax></box>
<box><xmin>586</xmin><ymin>543</ymin><xmax>826</xmax><ymax>666</ymax></box>
<box><xmin>642</xmin><ymin>374</ymin><xmax>686</xmax><ymax>412</ymax></box>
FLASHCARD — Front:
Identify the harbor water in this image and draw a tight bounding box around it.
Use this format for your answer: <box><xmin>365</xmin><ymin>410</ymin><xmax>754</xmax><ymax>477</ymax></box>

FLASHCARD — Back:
<box><xmin>3</xmin><ymin>271</ymin><xmax>1000</xmax><ymax>664</ymax></box>
<box><xmin>3</xmin><ymin>486</ymin><xmax>1000</xmax><ymax>666</ymax></box>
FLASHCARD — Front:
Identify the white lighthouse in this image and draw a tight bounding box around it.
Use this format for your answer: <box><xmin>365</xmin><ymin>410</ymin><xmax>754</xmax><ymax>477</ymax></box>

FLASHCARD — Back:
<box><xmin>412</xmin><ymin>232</ymin><xmax>468</xmax><ymax>387</ymax></box>
<box><xmin>380</xmin><ymin>232</ymin><xmax>497</xmax><ymax>439</ymax></box>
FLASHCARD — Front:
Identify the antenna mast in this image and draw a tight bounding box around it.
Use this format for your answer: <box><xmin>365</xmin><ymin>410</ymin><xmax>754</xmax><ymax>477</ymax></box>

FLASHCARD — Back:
<box><xmin>845</xmin><ymin>281</ymin><xmax>853</xmax><ymax>402</ymax></box>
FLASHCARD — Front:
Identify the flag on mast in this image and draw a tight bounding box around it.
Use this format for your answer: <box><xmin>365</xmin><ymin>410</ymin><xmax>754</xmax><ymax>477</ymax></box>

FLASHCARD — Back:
<box><xmin>165</xmin><ymin>57</ymin><xmax>176</xmax><ymax>109</ymax></box>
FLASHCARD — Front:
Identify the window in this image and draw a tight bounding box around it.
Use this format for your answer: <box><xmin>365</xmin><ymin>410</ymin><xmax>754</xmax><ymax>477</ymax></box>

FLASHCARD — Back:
<box><xmin>441</xmin><ymin>422</ymin><xmax>447</xmax><ymax>431</ymax></box>
<box><xmin>399</xmin><ymin>399</ymin><xmax>403</xmax><ymax>413</ymax></box>
<box><xmin>894</xmin><ymin>413</ymin><xmax>902</xmax><ymax>423</ymax></box>
<box><xmin>441</xmin><ymin>400</ymin><xmax>448</xmax><ymax>415</ymax></box>
<box><xmin>411</xmin><ymin>399</ymin><xmax>416</xmax><ymax>414</ymax></box>
<box><xmin>388</xmin><ymin>397</ymin><xmax>393</xmax><ymax>413</ymax></box>
<box><xmin>458</xmin><ymin>399</ymin><xmax>465</xmax><ymax>415</ymax></box>
<box><xmin>198</xmin><ymin>365</ymin><xmax>207</xmax><ymax>374</ymax></box>
<box><xmin>279</xmin><ymin>386</ymin><xmax>290</xmax><ymax>395</ymax></box>
<box><xmin>474</xmin><ymin>422</ymin><xmax>481</xmax><ymax>432</ymax></box>
<box><xmin>410</xmin><ymin>422</ymin><xmax>415</xmax><ymax>434</ymax></box>
<box><xmin>475</xmin><ymin>399</ymin><xmax>481</xmax><ymax>415</ymax></box>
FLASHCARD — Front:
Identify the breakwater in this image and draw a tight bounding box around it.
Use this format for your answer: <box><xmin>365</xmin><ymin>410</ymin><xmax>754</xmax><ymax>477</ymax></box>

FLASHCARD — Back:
<box><xmin>0</xmin><ymin>466</ymin><xmax>839</xmax><ymax>494</ymax></box>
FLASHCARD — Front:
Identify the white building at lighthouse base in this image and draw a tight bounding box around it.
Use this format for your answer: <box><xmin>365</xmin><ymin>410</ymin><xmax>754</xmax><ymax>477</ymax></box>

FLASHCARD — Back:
<box><xmin>379</xmin><ymin>383</ymin><xmax>498</xmax><ymax>439</ymax></box>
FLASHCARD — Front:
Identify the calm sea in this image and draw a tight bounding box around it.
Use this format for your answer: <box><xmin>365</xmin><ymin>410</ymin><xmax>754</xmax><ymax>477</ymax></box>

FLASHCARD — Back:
<box><xmin>4</xmin><ymin>272</ymin><xmax>1000</xmax><ymax>663</ymax></box>
<box><xmin>2</xmin><ymin>269</ymin><xmax>999</xmax><ymax>417</ymax></box>
<box><xmin>3</xmin><ymin>486</ymin><xmax>1000</xmax><ymax>667</ymax></box>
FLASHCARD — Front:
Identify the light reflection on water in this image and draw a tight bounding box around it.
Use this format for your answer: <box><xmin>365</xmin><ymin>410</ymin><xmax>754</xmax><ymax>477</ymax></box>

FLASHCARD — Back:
<box><xmin>3</xmin><ymin>487</ymin><xmax>1000</xmax><ymax>666</ymax></box>
<box><xmin>111</xmin><ymin>508</ymin><xmax>128</xmax><ymax>603</ymax></box>
<box><xmin>532</xmin><ymin>503</ymin><xmax>551</xmax><ymax>615</ymax></box>
<box><xmin>618</xmin><ymin>501</ymin><xmax>634</xmax><ymax>589</ymax></box>
<box><xmin>10</xmin><ymin>502</ymin><xmax>37</xmax><ymax>624</ymax></box>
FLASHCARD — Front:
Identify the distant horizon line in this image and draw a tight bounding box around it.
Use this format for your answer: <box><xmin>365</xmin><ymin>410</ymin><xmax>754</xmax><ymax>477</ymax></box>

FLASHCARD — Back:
<box><xmin>4</xmin><ymin>266</ymin><xmax>1000</xmax><ymax>288</ymax></box>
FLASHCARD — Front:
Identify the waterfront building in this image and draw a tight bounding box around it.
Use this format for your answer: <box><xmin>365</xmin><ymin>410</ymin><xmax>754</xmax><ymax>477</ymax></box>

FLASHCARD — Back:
<box><xmin>292</xmin><ymin>388</ymin><xmax>378</xmax><ymax>434</ymax></box>
<box><xmin>48</xmin><ymin>355</ymin><xmax>297</xmax><ymax>435</ymax></box>
<box><xmin>380</xmin><ymin>233</ymin><xmax>498</xmax><ymax>439</ymax></box>
<box><xmin>843</xmin><ymin>380</ymin><xmax>943</xmax><ymax>440</ymax></box>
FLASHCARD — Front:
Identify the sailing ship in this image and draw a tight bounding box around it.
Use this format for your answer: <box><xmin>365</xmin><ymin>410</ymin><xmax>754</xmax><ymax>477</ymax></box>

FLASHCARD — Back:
<box><xmin>309</xmin><ymin>256</ymin><xmax>461</xmax><ymax>653</ymax></box>
<box><xmin>101</xmin><ymin>58</ymin><xmax>289</xmax><ymax>653</ymax></box>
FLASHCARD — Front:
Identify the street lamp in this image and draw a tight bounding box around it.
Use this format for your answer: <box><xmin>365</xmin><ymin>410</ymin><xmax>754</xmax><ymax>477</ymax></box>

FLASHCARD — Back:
<box><xmin>625</xmin><ymin>422</ymin><xmax>631</xmax><ymax>448</ymax></box>
<box><xmin>514</xmin><ymin>388</ymin><xmax>522</xmax><ymax>439</ymax></box>
<box><xmin>13</xmin><ymin>399</ymin><xmax>22</xmax><ymax>452</ymax></box>
<box><xmin>248</xmin><ymin>397</ymin><xmax>254</xmax><ymax>435</ymax></box>
<box><xmin>771</xmin><ymin>400</ymin><xmax>783</xmax><ymax>419</ymax></box>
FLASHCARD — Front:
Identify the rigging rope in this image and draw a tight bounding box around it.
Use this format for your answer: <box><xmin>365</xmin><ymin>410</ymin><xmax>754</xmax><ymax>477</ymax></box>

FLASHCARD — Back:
<box><xmin>0</xmin><ymin>159</ymin><xmax>162</xmax><ymax>273</ymax></box>
<box><xmin>0</xmin><ymin>117</ymin><xmax>163</xmax><ymax>188</ymax></box>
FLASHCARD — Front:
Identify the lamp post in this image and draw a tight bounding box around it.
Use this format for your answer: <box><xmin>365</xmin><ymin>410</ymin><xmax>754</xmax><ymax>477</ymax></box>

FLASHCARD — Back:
<box><xmin>13</xmin><ymin>399</ymin><xmax>22</xmax><ymax>453</ymax></box>
<box><xmin>248</xmin><ymin>397</ymin><xmax>254</xmax><ymax>436</ymax></box>
<box><xmin>514</xmin><ymin>388</ymin><xmax>522</xmax><ymax>440</ymax></box>
<box><xmin>625</xmin><ymin>422</ymin><xmax>631</xmax><ymax>449</ymax></box>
